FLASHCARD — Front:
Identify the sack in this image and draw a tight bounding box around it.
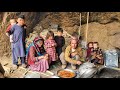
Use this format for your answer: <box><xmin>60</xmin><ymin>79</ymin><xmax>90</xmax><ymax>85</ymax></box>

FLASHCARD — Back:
<box><xmin>104</xmin><ymin>49</ymin><xmax>118</xmax><ymax>68</ymax></box>
<box><xmin>78</xmin><ymin>62</ymin><xmax>97</xmax><ymax>78</ymax></box>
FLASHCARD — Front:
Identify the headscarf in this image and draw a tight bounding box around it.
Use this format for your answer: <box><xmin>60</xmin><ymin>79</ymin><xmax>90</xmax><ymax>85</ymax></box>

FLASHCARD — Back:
<box><xmin>33</xmin><ymin>37</ymin><xmax>45</xmax><ymax>55</ymax></box>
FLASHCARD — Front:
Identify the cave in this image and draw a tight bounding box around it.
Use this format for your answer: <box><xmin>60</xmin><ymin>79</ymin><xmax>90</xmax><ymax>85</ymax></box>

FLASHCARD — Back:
<box><xmin>0</xmin><ymin>12</ymin><xmax>120</xmax><ymax>78</ymax></box>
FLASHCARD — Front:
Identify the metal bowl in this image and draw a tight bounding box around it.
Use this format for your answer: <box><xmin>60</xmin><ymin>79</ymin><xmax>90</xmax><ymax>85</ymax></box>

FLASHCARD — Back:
<box><xmin>57</xmin><ymin>69</ymin><xmax>77</xmax><ymax>78</ymax></box>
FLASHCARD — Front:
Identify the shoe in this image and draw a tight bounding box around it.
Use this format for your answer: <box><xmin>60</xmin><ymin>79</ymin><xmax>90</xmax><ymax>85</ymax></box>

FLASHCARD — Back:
<box><xmin>71</xmin><ymin>65</ymin><xmax>76</xmax><ymax>70</ymax></box>
<box><xmin>21</xmin><ymin>64</ymin><xmax>27</xmax><ymax>68</ymax></box>
<box><xmin>62</xmin><ymin>64</ymin><xmax>67</xmax><ymax>69</ymax></box>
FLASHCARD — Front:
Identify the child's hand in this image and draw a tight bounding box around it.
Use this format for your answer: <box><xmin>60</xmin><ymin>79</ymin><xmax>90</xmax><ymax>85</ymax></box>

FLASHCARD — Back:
<box><xmin>52</xmin><ymin>44</ymin><xmax>54</xmax><ymax>46</ymax></box>
<box><xmin>38</xmin><ymin>56</ymin><xmax>44</xmax><ymax>60</ymax></box>
<box><xmin>76</xmin><ymin>61</ymin><xmax>82</xmax><ymax>65</ymax></box>
<box><xmin>45</xmin><ymin>54</ymin><xmax>48</xmax><ymax>57</ymax></box>
<box><xmin>44</xmin><ymin>54</ymin><xmax>49</xmax><ymax>60</ymax></box>
<box><xmin>24</xmin><ymin>26</ymin><xmax>27</xmax><ymax>29</ymax></box>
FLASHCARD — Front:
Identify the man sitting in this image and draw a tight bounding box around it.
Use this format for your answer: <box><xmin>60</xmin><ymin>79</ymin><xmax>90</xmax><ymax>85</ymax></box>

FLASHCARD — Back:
<box><xmin>60</xmin><ymin>37</ymin><xmax>83</xmax><ymax>70</ymax></box>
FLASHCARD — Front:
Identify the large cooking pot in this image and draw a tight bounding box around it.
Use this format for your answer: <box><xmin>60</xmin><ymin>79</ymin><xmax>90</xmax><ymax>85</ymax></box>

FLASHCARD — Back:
<box><xmin>78</xmin><ymin>62</ymin><xmax>98</xmax><ymax>78</ymax></box>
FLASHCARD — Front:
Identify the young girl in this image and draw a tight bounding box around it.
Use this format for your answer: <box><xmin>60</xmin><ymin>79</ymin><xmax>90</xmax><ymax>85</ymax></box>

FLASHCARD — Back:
<box><xmin>45</xmin><ymin>31</ymin><xmax>57</xmax><ymax>64</ymax></box>
<box><xmin>86</xmin><ymin>42</ymin><xmax>93</xmax><ymax>61</ymax></box>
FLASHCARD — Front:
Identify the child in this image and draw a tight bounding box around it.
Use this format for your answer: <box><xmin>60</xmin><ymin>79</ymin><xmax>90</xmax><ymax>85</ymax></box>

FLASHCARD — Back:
<box><xmin>86</xmin><ymin>42</ymin><xmax>93</xmax><ymax>61</ymax></box>
<box><xmin>45</xmin><ymin>31</ymin><xmax>57</xmax><ymax>64</ymax></box>
<box><xmin>6</xmin><ymin>19</ymin><xmax>16</xmax><ymax>42</ymax></box>
<box><xmin>90</xmin><ymin>42</ymin><xmax>104</xmax><ymax>65</ymax></box>
<box><xmin>54</xmin><ymin>27</ymin><xmax>65</xmax><ymax>58</ymax></box>
<box><xmin>10</xmin><ymin>15</ymin><xmax>26</xmax><ymax>70</ymax></box>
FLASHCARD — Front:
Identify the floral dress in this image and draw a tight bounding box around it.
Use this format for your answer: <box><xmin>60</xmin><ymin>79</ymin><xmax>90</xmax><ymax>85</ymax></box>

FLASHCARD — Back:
<box><xmin>45</xmin><ymin>39</ymin><xmax>57</xmax><ymax>64</ymax></box>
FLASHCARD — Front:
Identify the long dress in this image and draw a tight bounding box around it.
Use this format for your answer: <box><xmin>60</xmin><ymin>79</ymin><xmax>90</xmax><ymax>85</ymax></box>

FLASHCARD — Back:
<box><xmin>10</xmin><ymin>24</ymin><xmax>25</xmax><ymax>64</ymax></box>
<box><xmin>28</xmin><ymin>46</ymin><xmax>49</xmax><ymax>72</ymax></box>
<box><xmin>45</xmin><ymin>39</ymin><xmax>57</xmax><ymax>64</ymax></box>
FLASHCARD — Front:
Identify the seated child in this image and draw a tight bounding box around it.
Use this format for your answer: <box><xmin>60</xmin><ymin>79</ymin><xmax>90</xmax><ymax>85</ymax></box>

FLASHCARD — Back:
<box><xmin>90</xmin><ymin>42</ymin><xmax>104</xmax><ymax>65</ymax></box>
<box><xmin>86</xmin><ymin>42</ymin><xmax>93</xmax><ymax>61</ymax></box>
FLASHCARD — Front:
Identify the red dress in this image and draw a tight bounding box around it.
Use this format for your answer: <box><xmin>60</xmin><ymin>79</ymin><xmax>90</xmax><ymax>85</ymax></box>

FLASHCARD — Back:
<box><xmin>45</xmin><ymin>39</ymin><xmax>57</xmax><ymax>64</ymax></box>
<box><xmin>28</xmin><ymin>46</ymin><xmax>49</xmax><ymax>72</ymax></box>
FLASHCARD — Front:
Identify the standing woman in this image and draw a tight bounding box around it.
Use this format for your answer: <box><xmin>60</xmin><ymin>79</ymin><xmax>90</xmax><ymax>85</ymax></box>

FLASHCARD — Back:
<box><xmin>26</xmin><ymin>37</ymin><xmax>49</xmax><ymax>72</ymax></box>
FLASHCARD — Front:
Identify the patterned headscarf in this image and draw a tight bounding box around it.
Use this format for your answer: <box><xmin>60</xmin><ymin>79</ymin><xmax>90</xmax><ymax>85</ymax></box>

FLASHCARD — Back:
<box><xmin>33</xmin><ymin>37</ymin><xmax>45</xmax><ymax>54</ymax></box>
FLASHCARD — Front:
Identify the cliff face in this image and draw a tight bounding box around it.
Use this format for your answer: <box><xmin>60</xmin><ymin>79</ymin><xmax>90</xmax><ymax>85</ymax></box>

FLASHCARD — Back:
<box><xmin>0</xmin><ymin>12</ymin><xmax>120</xmax><ymax>57</ymax></box>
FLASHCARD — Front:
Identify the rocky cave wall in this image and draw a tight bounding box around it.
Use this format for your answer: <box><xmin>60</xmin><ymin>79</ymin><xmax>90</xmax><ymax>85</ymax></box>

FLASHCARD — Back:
<box><xmin>0</xmin><ymin>12</ymin><xmax>120</xmax><ymax>57</ymax></box>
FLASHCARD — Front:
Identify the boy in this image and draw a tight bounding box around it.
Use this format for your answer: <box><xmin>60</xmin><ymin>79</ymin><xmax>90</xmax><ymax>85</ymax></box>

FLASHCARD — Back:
<box><xmin>10</xmin><ymin>15</ymin><xmax>26</xmax><ymax>70</ymax></box>
<box><xmin>54</xmin><ymin>27</ymin><xmax>65</xmax><ymax>58</ymax></box>
<box><xmin>6</xmin><ymin>19</ymin><xmax>16</xmax><ymax>42</ymax></box>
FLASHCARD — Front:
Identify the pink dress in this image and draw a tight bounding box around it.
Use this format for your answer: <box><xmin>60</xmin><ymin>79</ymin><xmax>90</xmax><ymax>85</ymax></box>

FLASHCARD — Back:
<box><xmin>45</xmin><ymin>39</ymin><xmax>57</xmax><ymax>64</ymax></box>
<box><xmin>28</xmin><ymin>46</ymin><xmax>49</xmax><ymax>72</ymax></box>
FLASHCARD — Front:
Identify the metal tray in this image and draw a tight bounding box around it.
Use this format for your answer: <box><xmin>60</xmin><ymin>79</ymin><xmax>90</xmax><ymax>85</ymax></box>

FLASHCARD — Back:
<box><xmin>57</xmin><ymin>69</ymin><xmax>77</xmax><ymax>78</ymax></box>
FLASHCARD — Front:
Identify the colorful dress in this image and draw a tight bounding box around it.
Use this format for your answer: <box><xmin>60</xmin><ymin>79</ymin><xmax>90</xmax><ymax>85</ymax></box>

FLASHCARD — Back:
<box><xmin>45</xmin><ymin>39</ymin><xmax>57</xmax><ymax>64</ymax></box>
<box><xmin>27</xmin><ymin>37</ymin><xmax>49</xmax><ymax>72</ymax></box>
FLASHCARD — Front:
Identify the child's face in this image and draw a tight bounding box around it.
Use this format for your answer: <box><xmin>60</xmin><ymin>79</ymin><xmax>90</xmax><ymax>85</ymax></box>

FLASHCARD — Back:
<box><xmin>11</xmin><ymin>22</ymin><xmax>16</xmax><ymax>25</ymax></box>
<box><xmin>57</xmin><ymin>31</ymin><xmax>63</xmax><ymax>36</ymax></box>
<box><xmin>10</xmin><ymin>19</ymin><xmax>16</xmax><ymax>25</ymax></box>
<box><xmin>17</xmin><ymin>18</ymin><xmax>25</xmax><ymax>26</ymax></box>
<box><xmin>88</xmin><ymin>43</ymin><xmax>93</xmax><ymax>48</ymax></box>
<box><xmin>93</xmin><ymin>44</ymin><xmax>98</xmax><ymax>49</ymax></box>
<box><xmin>48</xmin><ymin>36</ymin><xmax>53</xmax><ymax>40</ymax></box>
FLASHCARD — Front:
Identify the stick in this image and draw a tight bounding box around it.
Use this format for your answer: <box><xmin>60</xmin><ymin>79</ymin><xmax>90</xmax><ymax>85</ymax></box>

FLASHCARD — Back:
<box><xmin>85</xmin><ymin>12</ymin><xmax>89</xmax><ymax>46</ymax></box>
<box><xmin>79</xmin><ymin>13</ymin><xmax>81</xmax><ymax>36</ymax></box>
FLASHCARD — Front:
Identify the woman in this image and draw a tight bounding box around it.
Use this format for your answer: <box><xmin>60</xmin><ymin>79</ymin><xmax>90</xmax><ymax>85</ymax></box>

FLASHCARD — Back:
<box><xmin>26</xmin><ymin>37</ymin><xmax>49</xmax><ymax>72</ymax></box>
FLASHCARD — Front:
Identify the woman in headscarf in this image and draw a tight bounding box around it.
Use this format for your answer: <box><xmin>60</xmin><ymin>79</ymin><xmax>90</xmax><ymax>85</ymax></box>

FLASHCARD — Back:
<box><xmin>26</xmin><ymin>37</ymin><xmax>49</xmax><ymax>72</ymax></box>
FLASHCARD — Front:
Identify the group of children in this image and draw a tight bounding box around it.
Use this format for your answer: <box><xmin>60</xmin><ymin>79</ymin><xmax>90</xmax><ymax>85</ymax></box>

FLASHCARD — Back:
<box><xmin>44</xmin><ymin>28</ymin><xmax>65</xmax><ymax>64</ymax></box>
<box><xmin>86</xmin><ymin>42</ymin><xmax>104</xmax><ymax>65</ymax></box>
<box><xmin>5</xmin><ymin>16</ymin><xmax>104</xmax><ymax>72</ymax></box>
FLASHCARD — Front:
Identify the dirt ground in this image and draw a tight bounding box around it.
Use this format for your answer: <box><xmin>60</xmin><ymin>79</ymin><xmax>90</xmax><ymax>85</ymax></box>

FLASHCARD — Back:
<box><xmin>1</xmin><ymin>56</ymin><xmax>120</xmax><ymax>78</ymax></box>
